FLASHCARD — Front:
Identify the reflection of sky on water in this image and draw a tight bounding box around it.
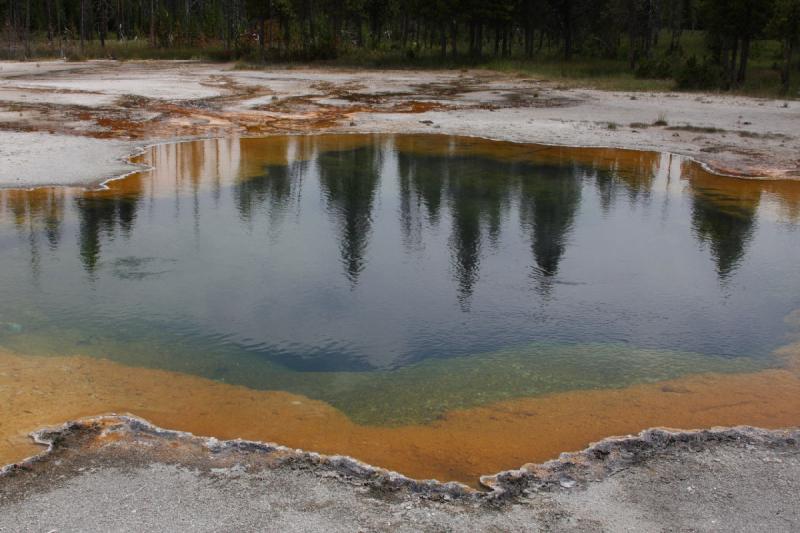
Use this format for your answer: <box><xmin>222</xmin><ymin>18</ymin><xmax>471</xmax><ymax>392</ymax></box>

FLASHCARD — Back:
<box><xmin>0</xmin><ymin>135</ymin><xmax>799</xmax><ymax>374</ymax></box>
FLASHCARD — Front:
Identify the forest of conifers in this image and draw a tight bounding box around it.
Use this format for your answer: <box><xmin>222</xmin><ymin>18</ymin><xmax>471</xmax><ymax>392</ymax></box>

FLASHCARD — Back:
<box><xmin>1</xmin><ymin>0</ymin><xmax>799</xmax><ymax>92</ymax></box>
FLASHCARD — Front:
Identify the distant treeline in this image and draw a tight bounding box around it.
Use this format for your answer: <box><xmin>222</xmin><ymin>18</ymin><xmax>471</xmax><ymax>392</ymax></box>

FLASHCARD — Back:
<box><xmin>1</xmin><ymin>0</ymin><xmax>799</xmax><ymax>91</ymax></box>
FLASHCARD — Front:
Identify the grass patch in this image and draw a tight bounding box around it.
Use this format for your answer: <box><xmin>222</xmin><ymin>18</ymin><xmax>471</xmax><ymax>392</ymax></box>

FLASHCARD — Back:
<box><xmin>0</xmin><ymin>38</ymin><xmax>235</xmax><ymax>62</ymax></box>
<box><xmin>667</xmin><ymin>125</ymin><xmax>725</xmax><ymax>134</ymax></box>
<box><xmin>665</xmin><ymin>125</ymin><xmax>790</xmax><ymax>140</ymax></box>
<box><xmin>736</xmin><ymin>130</ymin><xmax>790</xmax><ymax>140</ymax></box>
<box><xmin>482</xmin><ymin>57</ymin><xmax>676</xmax><ymax>92</ymax></box>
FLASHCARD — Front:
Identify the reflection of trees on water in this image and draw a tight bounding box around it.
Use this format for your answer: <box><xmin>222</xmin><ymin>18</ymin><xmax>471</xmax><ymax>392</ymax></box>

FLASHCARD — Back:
<box><xmin>518</xmin><ymin>165</ymin><xmax>582</xmax><ymax>295</ymax></box>
<box><xmin>397</xmin><ymin>147</ymin><xmax>446</xmax><ymax>251</ymax></box>
<box><xmin>0</xmin><ymin>188</ymin><xmax>66</xmax><ymax>283</ymax></box>
<box><xmin>318</xmin><ymin>145</ymin><xmax>383</xmax><ymax>285</ymax></box>
<box><xmin>590</xmin><ymin>153</ymin><xmax>658</xmax><ymax>213</ymax></box>
<box><xmin>234</xmin><ymin>160</ymin><xmax>306</xmax><ymax>229</ymax></box>
<box><xmin>2</xmin><ymin>136</ymin><xmax>798</xmax><ymax>294</ymax></box>
<box><xmin>2</xmin><ymin>188</ymin><xmax>65</xmax><ymax>250</ymax></box>
<box><xmin>397</xmin><ymin>152</ymin><xmax>579</xmax><ymax>305</ymax></box>
<box><xmin>689</xmin><ymin>184</ymin><xmax>760</xmax><ymax>281</ymax></box>
<box><xmin>75</xmin><ymin>175</ymin><xmax>143</xmax><ymax>276</ymax></box>
<box><xmin>444</xmin><ymin>157</ymin><xmax>513</xmax><ymax>309</ymax></box>
<box><xmin>585</xmin><ymin>153</ymin><xmax>764</xmax><ymax>280</ymax></box>
<box><xmin>397</xmin><ymin>152</ymin><xmax>517</xmax><ymax>308</ymax></box>
<box><xmin>233</xmin><ymin>136</ymin><xmax>316</xmax><ymax>230</ymax></box>
<box><xmin>398</xmin><ymin>150</ymin><xmax>445</xmax><ymax>225</ymax></box>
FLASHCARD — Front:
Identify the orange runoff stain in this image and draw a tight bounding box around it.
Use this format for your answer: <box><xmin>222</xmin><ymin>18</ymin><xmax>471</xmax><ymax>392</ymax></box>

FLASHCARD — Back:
<box><xmin>2</xmin><ymin>345</ymin><xmax>799</xmax><ymax>485</ymax></box>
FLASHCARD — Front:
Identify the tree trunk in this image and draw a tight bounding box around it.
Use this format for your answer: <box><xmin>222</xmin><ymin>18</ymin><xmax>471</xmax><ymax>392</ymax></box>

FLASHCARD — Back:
<box><xmin>99</xmin><ymin>1</ymin><xmax>108</xmax><ymax>49</ymax></box>
<box><xmin>560</xmin><ymin>0</ymin><xmax>573</xmax><ymax>60</ymax></box>
<box><xmin>308</xmin><ymin>0</ymin><xmax>315</xmax><ymax>48</ymax></box>
<box><xmin>780</xmin><ymin>40</ymin><xmax>793</xmax><ymax>94</ymax></box>
<box><xmin>185</xmin><ymin>0</ymin><xmax>191</xmax><ymax>44</ymax></box>
<box><xmin>370</xmin><ymin>10</ymin><xmax>380</xmax><ymax>49</ymax></box>
<box><xmin>116</xmin><ymin>0</ymin><xmax>124</xmax><ymax>41</ymax></box>
<box><xmin>563</xmin><ymin>14</ymin><xmax>572</xmax><ymax>59</ymax></box>
<box><xmin>260</xmin><ymin>17</ymin><xmax>266</xmax><ymax>58</ymax></box>
<box><xmin>356</xmin><ymin>17</ymin><xmax>364</xmax><ymax>48</ymax></box>
<box><xmin>524</xmin><ymin>24</ymin><xmax>533</xmax><ymax>58</ymax></box>
<box><xmin>150</xmin><ymin>0</ymin><xmax>156</xmax><ymax>47</ymax></box>
<box><xmin>80</xmin><ymin>0</ymin><xmax>86</xmax><ymax>52</ymax></box>
<box><xmin>728</xmin><ymin>39</ymin><xmax>739</xmax><ymax>88</ymax></box>
<box><xmin>267</xmin><ymin>0</ymin><xmax>273</xmax><ymax>51</ymax></box>
<box><xmin>450</xmin><ymin>19</ymin><xmax>458</xmax><ymax>59</ymax></box>
<box><xmin>57</xmin><ymin>0</ymin><xmax>63</xmax><ymax>57</ymax></box>
<box><xmin>737</xmin><ymin>37</ymin><xmax>750</xmax><ymax>85</ymax></box>
<box><xmin>282</xmin><ymin>17</ymin><xmax>291</xmax><ymax>51</ymax></box>
<box><xmin>468</xmin><ymin>20</ymin><xmax>475</xmax><ymax>57</ymax></box>
<box><xmin>46</xmin><ymin>0</ymin><xmax>54</xmax><ymax>43</ymax></box>
<box><xmin>24</xmin><ymin>0</ymin><xmax>31</xmax><ymax>57</ymax></box>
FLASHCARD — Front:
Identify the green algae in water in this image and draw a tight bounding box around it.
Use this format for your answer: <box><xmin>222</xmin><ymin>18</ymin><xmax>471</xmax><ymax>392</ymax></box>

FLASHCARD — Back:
<box><xmin>0</xmin><ymin>326</ymin><xmax>772</xmax><ymax>425</ymax></box>
<box><xmin>0</xmin><ymin>134</ymin><xmax>799</xmax><ymax>426</ymax></box>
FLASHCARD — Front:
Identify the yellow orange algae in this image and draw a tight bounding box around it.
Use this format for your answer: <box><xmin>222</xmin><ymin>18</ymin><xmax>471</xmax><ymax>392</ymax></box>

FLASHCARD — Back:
<box><xmin>2</xmin><ymin>343</ymin><xmax>799</xmax><ymax>485</ymax></box>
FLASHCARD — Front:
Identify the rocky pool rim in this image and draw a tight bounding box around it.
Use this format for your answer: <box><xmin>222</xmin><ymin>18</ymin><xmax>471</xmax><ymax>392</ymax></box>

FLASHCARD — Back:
<box><xmin>1</xmin><ymin>413</ymin><xmax>798</xmax><ymax>504</ymax></box>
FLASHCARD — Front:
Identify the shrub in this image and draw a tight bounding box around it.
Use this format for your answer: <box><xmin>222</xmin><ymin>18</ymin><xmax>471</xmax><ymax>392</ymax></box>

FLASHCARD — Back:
<box><xmin>675</xmin><ymin>56</ymin><xmax>727</xmax><ymax>90</ymax></box>
<box><xmin>635</xmin><ymin>57</ymin><xmax>674</xmax><ymax>79</ymax></box>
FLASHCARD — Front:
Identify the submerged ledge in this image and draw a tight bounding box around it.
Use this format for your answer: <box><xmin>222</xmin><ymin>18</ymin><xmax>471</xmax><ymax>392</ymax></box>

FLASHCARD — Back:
<box><xmin>1</xmin><ymin>345</ymin><xmax>799</xmax><ymax>483</ymax></box>
<box><xmin>2</xmin><ymin>414</ymin><xmax>798</xmax><ymax>504</ymax></box>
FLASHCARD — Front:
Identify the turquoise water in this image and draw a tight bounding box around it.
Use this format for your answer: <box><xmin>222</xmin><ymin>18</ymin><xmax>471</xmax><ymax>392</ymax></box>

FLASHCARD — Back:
<box><xmin>1</xmin><ymin>134</ymin><xmax>799</xmax><ymax>424</ymax></box>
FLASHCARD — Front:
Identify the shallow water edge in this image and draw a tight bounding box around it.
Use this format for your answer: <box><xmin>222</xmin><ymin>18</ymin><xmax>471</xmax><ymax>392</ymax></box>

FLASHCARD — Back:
<box><xmin>1</xmin><ymin>338</ymin><xmax>799</xmax><ymax>485</ymax></box>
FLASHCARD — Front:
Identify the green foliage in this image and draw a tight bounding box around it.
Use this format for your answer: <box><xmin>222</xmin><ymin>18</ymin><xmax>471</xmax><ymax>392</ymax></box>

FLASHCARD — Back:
<box><xmin>675</xmin><ymin>55</ymin><xmax>728</xmax><ymax>89</ymax></box>
<box><xmin>635</xmin><ymin>57</ymin><xmax>677</xmax><ymax>79</ymax></box>
<box><xmin>768</xmin><ymin>0</ymin><xmax>800</xmax><ymax>91</ymax></box>
<box><xmin>0</xmin><ymin>0</ymin><xmax>797</xmax><ymax>96</ymax></box>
